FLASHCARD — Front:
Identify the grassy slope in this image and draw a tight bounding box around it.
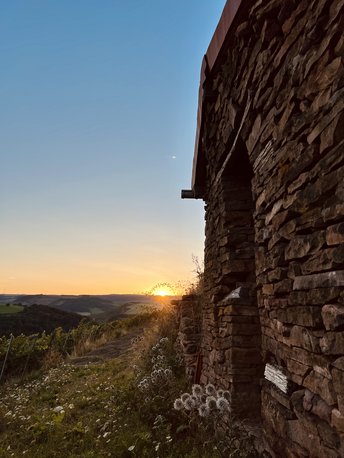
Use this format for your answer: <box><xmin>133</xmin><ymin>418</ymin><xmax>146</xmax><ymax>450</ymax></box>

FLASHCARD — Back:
<box><xmin>0</xmin><ymin>304</ymin><xmax>24</xmax><ymax>314</ymax></box>
<box><xmin>0</xmin><ymin>359</ymin><xmax>142</xmax><ymax>458</ymax></box>
<box><xmin>0</xmin><ymin>311</ymin><xmax>257</xmax><ymax>458</ymax></box>
<box><xmin>0</xmin><ymin>333</ymin><xmax>187</xmax><ymax>458</ymax></box>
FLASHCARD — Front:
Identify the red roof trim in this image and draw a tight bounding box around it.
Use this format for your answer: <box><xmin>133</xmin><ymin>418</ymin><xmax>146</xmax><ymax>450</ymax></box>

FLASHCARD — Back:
<box><xmin>192</xmin><ymin>0</ymin><xmax>244</xmax><ymax>193</ymax></box>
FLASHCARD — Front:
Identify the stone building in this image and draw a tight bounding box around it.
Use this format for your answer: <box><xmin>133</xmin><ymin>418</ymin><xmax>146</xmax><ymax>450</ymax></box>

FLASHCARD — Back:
<box><xmin>182</xmin><ymin>0</ymin><xmax>344</xmax><ymax>455</ymax></box>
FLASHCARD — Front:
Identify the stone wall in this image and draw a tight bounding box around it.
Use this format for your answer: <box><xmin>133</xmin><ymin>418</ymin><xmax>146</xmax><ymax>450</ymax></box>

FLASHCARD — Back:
<box><xmin>174</xmin><ymin>295</ymin><xmax>202</xmax><ymax>380</ymax></box>
<box><xmin>189</xmin><ymin>0</ymin><xmax>344</xmax><ymax>456</ymax></box>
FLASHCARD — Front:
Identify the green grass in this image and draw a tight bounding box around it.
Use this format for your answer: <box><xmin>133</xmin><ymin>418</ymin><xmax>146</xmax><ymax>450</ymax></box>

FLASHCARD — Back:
<box><xmin>0</xmin><ymin>304</ymin><xmax>24</xmax><ymax>314</ymax></box>
<box><xmin>0</xmin><ymin>309</ymin><xmax>257</xmax><ymax>458</ymax></box>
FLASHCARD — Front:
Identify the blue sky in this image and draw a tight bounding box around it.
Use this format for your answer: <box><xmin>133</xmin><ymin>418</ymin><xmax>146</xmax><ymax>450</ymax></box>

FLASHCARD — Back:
<box><xmin>0</xmin><ymin>0</ymin><xmax>226</xmax><ymax>294</ymax></box>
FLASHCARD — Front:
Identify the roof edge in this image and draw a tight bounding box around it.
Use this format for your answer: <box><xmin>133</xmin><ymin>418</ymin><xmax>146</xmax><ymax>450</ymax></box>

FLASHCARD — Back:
<box><xmin>191</xmin><ymin>0</ymin><xmax>244</xmax><ymax>194</ymax></box>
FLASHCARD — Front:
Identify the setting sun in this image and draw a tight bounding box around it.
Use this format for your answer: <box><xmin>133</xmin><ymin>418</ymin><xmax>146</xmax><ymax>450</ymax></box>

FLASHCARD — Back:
<box><xmin>154</xmin><ymin>289</ymin><xmax>169</xmax><ymax>297</ymax></box>
<box><xmin>145</xmin><ymin>282</ymin><xmax>177</xmax><ymax>297</ymax></box>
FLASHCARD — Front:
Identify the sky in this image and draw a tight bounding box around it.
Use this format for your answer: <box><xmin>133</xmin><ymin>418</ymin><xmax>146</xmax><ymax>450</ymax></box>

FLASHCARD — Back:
<box><xmin>0</xmin><ymin>0</ymin><xmax>226</xmax><ymax>295</ymax></box>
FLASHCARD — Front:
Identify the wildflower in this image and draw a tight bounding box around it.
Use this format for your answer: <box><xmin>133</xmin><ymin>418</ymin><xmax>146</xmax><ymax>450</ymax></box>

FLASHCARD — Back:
<box><xmin>184</xmin><ymin>397</ymin><xmax>196</xmax><ymax>410</ymax></box>
<box><xmin>173</xmin><ymin>399</ymin><xmax>184</xmax><ymax>410</ymax></box>
<box><xmin>206</xmin><ymin>396</ymin><xmax>217</xmax><ymax>410</ymax></box>
<box><xmin>205</xmin><ymin>384</ymin><xmax>216</xmax><ymax>396</ymax></box>
<box><xmin>191</xmin><ymin>395</ymin><xmax>200</xmax><ymax>407</ymax></box>
<box><xmin>192</xmin><ymin>384</ymin><xmax>203</xmax><ymax>397</ymax></box>
<box><xmin>128</xmin><ymin>445</ymin><xmax>135</xmax><ymax>451</ymax></box>
<box><xmin>157</xmin><ymin>369</ymin><xmax>165</xmax><ymax>378</ymax></box>
<box><xmin>53</xmin><ymin>406</ymin><xmax>64</xmax><ymax>413</ymax></box>
<box><xmin>216</xmin><ymin>396</ymin><xmax>230</xmax><ymax>412</ymax></box>
<box><xmin>198</xmin><ymin>404</ymin><xmax>210</xmax><ymax>417</ymax></box>
<box><xmin>181</xmin><ymin>393</ymin><xmax>191</xmax><ymax>403</ymax></box>
<box><xmin>164</xmin><ymin>368</ymin><xmax>172</xmax><ymax>377</ymax></box>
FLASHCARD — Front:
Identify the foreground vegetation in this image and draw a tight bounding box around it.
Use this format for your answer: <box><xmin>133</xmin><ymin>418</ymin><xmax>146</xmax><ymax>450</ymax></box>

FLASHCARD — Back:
<box><xmin>0</xmin><ymin>312</ymin><xmax>156</xmax><ymax>381</ymax></box>
<box><xmin>0</xmin><ymin>307</ymin><xmax>256</xmax><ymax>457</ymax></box>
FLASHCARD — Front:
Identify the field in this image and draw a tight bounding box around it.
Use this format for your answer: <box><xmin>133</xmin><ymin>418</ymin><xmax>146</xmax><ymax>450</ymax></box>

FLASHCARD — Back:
<box><xmin>0</xmin><ymin>304</ymin><xmax>24</xmax><ymax>314</ymax></box>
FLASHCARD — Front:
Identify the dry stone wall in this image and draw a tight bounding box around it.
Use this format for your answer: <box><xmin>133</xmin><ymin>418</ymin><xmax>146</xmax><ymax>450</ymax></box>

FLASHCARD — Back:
<box><xmin>173</xmin><ymin>295</ymin><xmax>202</xmax><ymax>380</ymax></box>
<box><xmin>190</xmin><ymin>0</ymin><xmax>344</xmax><ymax>456</ymax></box>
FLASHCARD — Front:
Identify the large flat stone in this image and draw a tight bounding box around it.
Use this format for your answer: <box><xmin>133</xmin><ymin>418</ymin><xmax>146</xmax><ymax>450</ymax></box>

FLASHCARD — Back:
<box><xmin>293</xmin><ymin>271</ymin><xmax>344</xmax><ymax>290</ymax></box>
<box><xmin>303</xmin><ymin>370</ymin><xmax>337</xmax><ymax>405</ymax></box>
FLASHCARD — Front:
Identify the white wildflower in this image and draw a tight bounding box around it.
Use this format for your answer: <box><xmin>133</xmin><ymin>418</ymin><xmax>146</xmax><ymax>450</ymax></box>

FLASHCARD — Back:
<box><xmin>173</xmin><ymin>398</ymin><xmax>184</xmax><ymax>410</ymax></box>
<box><xmin>216</xmin><ymin>396</ymin><xmax>230</xmax><ymax>411</ymax></box>
<box><xmin>184</xmin><ymin>397</ymin><xmax>196</xmax><ymax>410</ymax></box>
<box><xmin>181</xmin><ymin>393</ymin><xmax>191</xmax><ymax>403</ymax></box>
<box><xmin>53</xmin><ymin>406</ymin><xmax>64</xmax><ymax>413</ymax></box>
<box><xmin>164</xmin><ymin>368</ymin><xmax>172</xmax><ymax>377</ymax></box>
<box><xmin>192</xmin><ymin>384</ymin><xmax>203</xmax><ymax>397</ymax></box>
<box><xmin>198</xmin><ymin>404</ymin><xmax>210</xmax><ymax>417</ymax></box>
<box><xmin>205</xmin><ymin>384</ymin><xmax>216</xmax><ymax>396</ymax></box>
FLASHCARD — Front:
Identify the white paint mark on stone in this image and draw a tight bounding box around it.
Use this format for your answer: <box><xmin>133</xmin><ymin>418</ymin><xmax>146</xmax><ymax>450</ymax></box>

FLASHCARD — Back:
<box><xmin>264</xmin><ymin>363</ymin><xmax>288</xmax><ymax>394</ymax></box>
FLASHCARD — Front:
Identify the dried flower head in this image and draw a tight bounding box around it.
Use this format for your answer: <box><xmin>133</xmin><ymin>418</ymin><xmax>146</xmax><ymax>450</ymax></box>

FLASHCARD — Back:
<box><xmin>184</xmin><ymin>397</ymin><xmax>196</xmax><ymax>410</ymax></box>
<box><xmin>198</xmin><ymin>404</ymin><xmax>210</xmax><ymax>417</ymax></box>
<box><xmin>216</xmin><ymin>396</ymin><xmax>230</xmax><ymax>412</ymax></box>
<box><xmin>191</xmin><ymin>395</ymin><xmax>200</xmax><ymax>408</ymax></box>
<box><xmin>192</xmin><ymin>384</ymin><xmax>203</xmax><ymax>397</ymax></box>
<box><xmin>205</xmin><ymin>383</ymin><xmax>216</xmax><ymax>396</ymax></box>
<box><xmin>173</xmin><ymin>398</ymin><xmax>184</xmax><ymax>410</ymax></box>
<box><xmin>181</xmin><ymin>393</ymin><xmax>191</xmax><ymax>403</ymax></box>
<box><xmin>164</xmin><ymin>368</ymin><xmax>172</xmax><ymax>378</ymax></box>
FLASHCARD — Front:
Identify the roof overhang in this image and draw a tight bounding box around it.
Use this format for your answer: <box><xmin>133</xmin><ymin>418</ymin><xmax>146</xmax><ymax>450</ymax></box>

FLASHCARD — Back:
<box><xmin>191</xmin><ymin>0</ymin><xmax>244</xmax><ymax>197</ymax></box>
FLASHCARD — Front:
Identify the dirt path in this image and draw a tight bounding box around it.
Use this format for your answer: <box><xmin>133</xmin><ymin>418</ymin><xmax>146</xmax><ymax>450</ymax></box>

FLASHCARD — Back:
<box><xmin>68</xmin><ymin>327</ymin><xmax>144</xmax><ymax>366</ymax></box>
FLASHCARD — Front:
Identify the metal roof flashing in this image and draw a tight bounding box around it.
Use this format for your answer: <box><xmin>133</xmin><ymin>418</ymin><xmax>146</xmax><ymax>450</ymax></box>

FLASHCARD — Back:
<box><xmin>191</xmin><ymin>0</ymin><xmax>244</xmax><ymax>197</ymax></box>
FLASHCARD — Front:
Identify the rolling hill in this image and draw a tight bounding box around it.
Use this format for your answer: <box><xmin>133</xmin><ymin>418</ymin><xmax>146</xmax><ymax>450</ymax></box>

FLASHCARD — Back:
<box><xmin>0</xmin><ymin>304</ymin><xmax>87</xmax><ymax>337</ymax></box>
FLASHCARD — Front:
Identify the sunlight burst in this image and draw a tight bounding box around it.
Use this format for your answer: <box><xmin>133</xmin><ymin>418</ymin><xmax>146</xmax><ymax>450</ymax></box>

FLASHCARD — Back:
<box><xmin>154</xmin><ymin>289</ymin><xmax>170</xmax><ymax>297</ymax></box>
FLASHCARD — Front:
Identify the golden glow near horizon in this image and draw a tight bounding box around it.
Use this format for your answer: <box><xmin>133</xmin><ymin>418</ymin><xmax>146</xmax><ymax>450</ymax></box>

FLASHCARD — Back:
<box><xmin>0</xmin><ymin>256</ymin><xmax>193</xmax><ymax>296</ymax></box>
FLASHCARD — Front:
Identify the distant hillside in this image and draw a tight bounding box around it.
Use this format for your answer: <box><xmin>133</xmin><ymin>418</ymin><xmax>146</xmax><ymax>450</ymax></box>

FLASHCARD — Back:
<box><xmin>0</xmin><ymin>304</ymin><xmax>87</xmax><ymax>337</ymax></box>
<box><xmin>0</xmin><ymin>294</ymin><xmax>174</xmax><ymax>321</ymax></box>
